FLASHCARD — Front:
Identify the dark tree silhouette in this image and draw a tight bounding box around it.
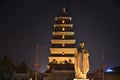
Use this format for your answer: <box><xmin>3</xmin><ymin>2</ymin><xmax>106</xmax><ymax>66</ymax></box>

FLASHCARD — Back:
<box><xmin>0</xmin><ymin>56</ymin><xmax>15</xmax><ymax>80</ymax></box>
<box><xmin>16</xmin><ymin>61</ymin><xmax>28</xmax><ymax>73</ymax></box>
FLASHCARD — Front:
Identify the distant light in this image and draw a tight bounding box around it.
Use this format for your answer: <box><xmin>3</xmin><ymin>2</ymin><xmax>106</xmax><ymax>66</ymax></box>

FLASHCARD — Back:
<box><xmin>106</xmin><ymin>68</ymin><xmax>113</xmax><ymax>72</ymax></box>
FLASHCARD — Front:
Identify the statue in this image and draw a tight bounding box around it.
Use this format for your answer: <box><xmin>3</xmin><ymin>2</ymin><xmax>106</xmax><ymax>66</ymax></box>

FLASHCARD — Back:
<box><xmin>74</xmin><ymin>41</ymin><xmax>89</xmax><ymax>79</ymax></box>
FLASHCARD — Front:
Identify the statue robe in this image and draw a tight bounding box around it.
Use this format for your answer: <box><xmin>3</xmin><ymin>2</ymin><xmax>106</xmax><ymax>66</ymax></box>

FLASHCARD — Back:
<box><xmin>74</xmin><ymin>49</ymin><xmax>89</xmax><ymax>79</ymax></box>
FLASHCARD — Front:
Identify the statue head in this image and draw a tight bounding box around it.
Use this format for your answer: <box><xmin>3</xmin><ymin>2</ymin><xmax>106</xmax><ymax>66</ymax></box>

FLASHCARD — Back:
<box><xmin>80</xmin><ymin>41</ymin><xmax>85</xmax><ymax>48</ymax></box>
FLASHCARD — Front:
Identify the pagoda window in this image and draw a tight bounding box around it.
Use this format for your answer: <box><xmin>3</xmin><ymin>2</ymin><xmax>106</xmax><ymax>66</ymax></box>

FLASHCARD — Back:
<box><xmin>62</xmin><ymin>43</ymin><xmax>65</xmax><ymax>47</ymax></box>
<box><xmin>62</xmin><ymin>52</ymin><xmax>64</xmax><ymax>55</ymax></box>
<box><xmin>62</xmin><ymin>35</ymin><xmax>65</xmax><ymax>39</ymax></box>
<box><xmin>62</xmin><ymin>27</ymin><xmax>65</xmax><ymax>31</ymax></box>
<box><xmin>62</xmin><ymin>20</ymin><xmax>65</xmax><ymax>24</ymax></box>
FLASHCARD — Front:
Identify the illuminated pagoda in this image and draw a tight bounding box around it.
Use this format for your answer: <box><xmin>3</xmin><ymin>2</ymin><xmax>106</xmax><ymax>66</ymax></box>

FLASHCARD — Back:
<box><xmin>45</xmin><ymin>6</ymin><xmax>77</xmax><ymax>80</ymax></box>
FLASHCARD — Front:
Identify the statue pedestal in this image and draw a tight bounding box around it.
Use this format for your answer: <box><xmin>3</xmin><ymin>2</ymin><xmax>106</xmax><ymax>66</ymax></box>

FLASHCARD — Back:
<box><xmin>74</xmin><ymin>79</ymin><xmax>89</xmax><ymax>80</ymax></box>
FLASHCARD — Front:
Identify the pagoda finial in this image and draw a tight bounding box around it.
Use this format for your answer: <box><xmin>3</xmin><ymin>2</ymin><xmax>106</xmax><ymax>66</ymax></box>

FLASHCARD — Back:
<box><xmin>62</xmin><ymin>6</ymin><xmax>66</xmax><ymax>13</ymax></box>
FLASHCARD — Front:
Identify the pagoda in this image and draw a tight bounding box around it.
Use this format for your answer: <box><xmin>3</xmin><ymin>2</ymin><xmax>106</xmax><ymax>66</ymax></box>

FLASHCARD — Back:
<box><xmin>48</xmin><ymin>6</ymin><xmax>77</xmax><ymax>70</ymax></box>
<box><xmin>45</xmin><ymin>6</ymin><xmax>77</xmax><ymax>80</ymax></box>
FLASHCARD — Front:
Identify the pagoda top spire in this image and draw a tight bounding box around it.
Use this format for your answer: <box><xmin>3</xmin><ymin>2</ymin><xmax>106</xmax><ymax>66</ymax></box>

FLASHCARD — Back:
<box><xmin>58</xmin><ymin>5</ymin><xmax>70</xmax><ymax>17</ymax></box>
<box><xmin>62</xmin><ymin>6</ymin><xmax>66</xmax><ymax>13</ymax></box>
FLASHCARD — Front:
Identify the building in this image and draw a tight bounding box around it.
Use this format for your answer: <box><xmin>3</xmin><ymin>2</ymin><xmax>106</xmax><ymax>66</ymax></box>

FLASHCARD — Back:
<box><xmin>44</xmin><ymin>6</ymin><xmax>77</xmax><ymax>80</ymax></box>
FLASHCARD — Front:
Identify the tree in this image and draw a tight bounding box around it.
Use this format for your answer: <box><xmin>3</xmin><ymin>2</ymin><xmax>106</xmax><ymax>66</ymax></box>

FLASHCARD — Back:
<box><xmin>0</xmin><ymin>56</ymin><xmax>15</xmax><ymax>80</ymax></box>
<box><xmin>0</xmin><ymin>57</ymin><xmax>3</xmax><ymax>80</ymax></box>
<box><xmin>16</xmin><ymin>61</ymin><xmax>28</xmax><ymax>73</ymax></box>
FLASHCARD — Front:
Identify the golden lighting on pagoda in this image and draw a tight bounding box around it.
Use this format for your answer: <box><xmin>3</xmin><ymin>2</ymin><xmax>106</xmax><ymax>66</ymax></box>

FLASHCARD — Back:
<box><xmin>62</xmin><ymin>35</ymin><xmax>65</xmax><ymax>39</ymax></box>
<box><xmin>62</xmin><ymin>27</ymin><xmax>65</xmax><ymax>31</ymax></box>
<box><xmin>62</xmin><ymin>20</ymin><xmax>65</xmax><ymax>23</ymax></box>
<box><xmin>62</xmin><ymin>43</ymin><xmax>65</xmax><ymax>47</ymax></box>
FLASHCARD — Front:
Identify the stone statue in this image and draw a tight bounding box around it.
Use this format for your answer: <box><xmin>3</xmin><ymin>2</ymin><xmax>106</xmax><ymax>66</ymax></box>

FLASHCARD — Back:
<box><xmin>74</xmin><ymin>41</ymin><xmax>89</xmax><ymax>79</ymax></box>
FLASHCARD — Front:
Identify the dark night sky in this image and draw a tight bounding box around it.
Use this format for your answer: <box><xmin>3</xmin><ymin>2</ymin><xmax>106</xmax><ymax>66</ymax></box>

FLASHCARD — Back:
<box><xmin>0</xmin><ymin>0</ymin><xmax>120</xmax><ymax>72</ymax></box>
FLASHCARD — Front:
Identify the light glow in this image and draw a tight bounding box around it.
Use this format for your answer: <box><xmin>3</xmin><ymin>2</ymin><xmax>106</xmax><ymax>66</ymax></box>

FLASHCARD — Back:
<box><xmin>62</xmin><ymin>43</ymin><xmax>65</xmax><ymax>47</ymax></box>
<box><xmin>54</xmin><ymin>24</ymin><xmax>73</xmax><ymax>27</ymax></box>
<box><xmin>62</xmin><ymin>35</ymin><xmax>65</xmax><ymax>39</ymax></box>
<box><xmin>106</xmin><ymin>68</ymin><xmax>113</xmax><ymax>72</ymax></box>
<box><xmin>62</xmin><ymin>20</ymin><xmax>65</xmax><ymax>23</ymax></box>
<box><xmin>62</xmin><ymin>27</ymin><xmax>65</xmax><ymax>31</ymax></box>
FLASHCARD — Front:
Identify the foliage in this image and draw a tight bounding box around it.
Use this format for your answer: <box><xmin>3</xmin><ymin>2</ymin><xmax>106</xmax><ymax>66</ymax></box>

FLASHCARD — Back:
<box><xmin>0</xmin><ymin>56</ymin><xmax>15</xmax><ymax>80</ymax></box>
<box><xmin>16</xmin><ymin>61</ymin><xmax>28</xmax><ymax>73</ymax></box>
<box><xmin>0</xmin><ymin>56</ymin><xmax>29</xmax><ymax>80</ymax></box>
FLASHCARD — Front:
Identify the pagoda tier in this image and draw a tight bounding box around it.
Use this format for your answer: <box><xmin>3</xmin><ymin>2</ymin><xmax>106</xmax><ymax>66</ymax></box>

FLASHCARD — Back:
<box><xmin>53</xmin><ymin>27</ymin><xmax>73</xmax><ymax>31</ymax></box>
<box><xmin>51</xmin><ymin>8</ymin><xmax>75</xmax><ymax>48</ymax></box>
<box><xmin>50</xmin><ymin>48</ymin><xmax>77</xmax><ymax>54</ymax></box>
<box><xmin>48</xmin><ymin>6</ymin><xmax>77</xmax><ymax>70</ymax></box>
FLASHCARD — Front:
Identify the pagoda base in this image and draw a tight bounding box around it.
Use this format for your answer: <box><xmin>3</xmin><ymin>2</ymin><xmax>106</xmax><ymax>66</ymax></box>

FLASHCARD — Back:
<box><xmin>74</xmin><ymin>79</ymin><xmax>89</xmax><ymax>80</ymax></box>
